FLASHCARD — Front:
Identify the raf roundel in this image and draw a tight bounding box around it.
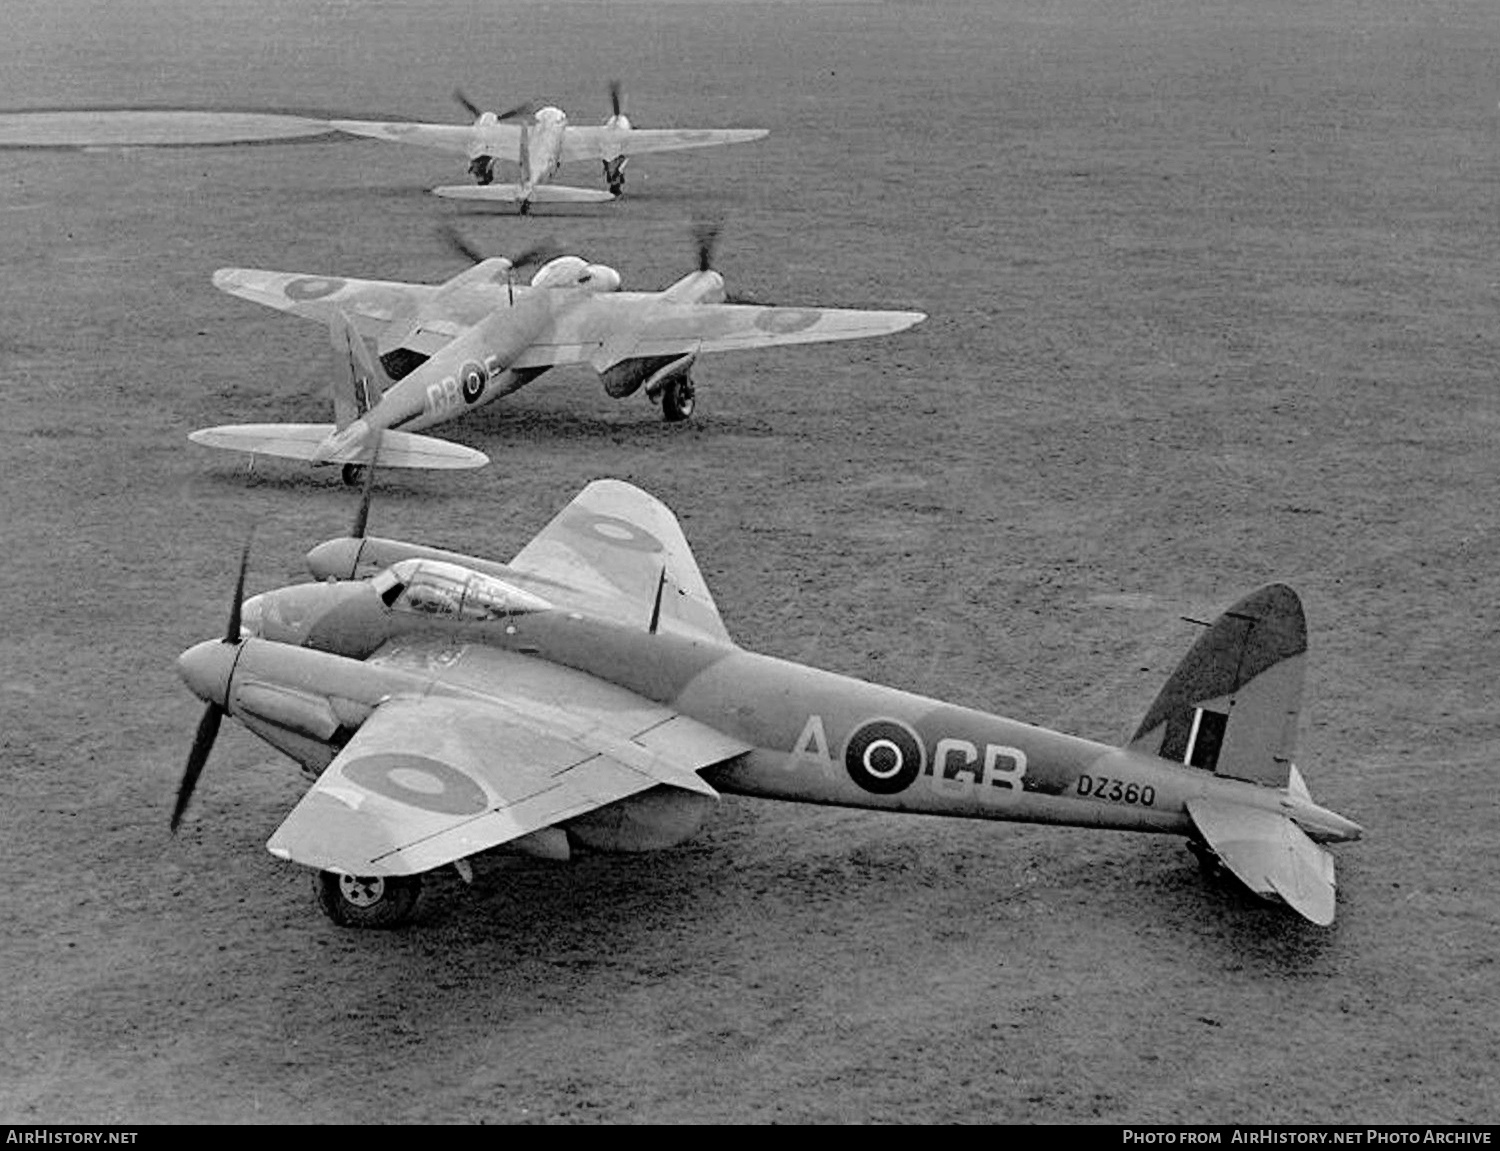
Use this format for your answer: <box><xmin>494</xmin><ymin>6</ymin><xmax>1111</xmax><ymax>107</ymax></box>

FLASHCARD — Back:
<box><xmin>566</xmin><ymin>511</ymin><xmax>665</xmax><ymax>554</ymax></box>
<box><xmin>283</xmin><ymin>277</ymin><xmax>346</xmax><ymax>301</ymax></box>
<box><xmin>844</xmin><ymin>718</ymin><xmax>925</xmax><ymax>795</ymax></box>
<box><xmin>459</xmin><ymin>361</ymin><xmax>487</xmax><ymax>404</ymax></box>
<box><xmin>754</xmin><ymin>308</ymin><xmax>821</xmax><ymax>335</ymax></box>
<box><xmin>344</xmin><ymin>754</ymin><xmax>489</xmax><ymax>816</ymax></box>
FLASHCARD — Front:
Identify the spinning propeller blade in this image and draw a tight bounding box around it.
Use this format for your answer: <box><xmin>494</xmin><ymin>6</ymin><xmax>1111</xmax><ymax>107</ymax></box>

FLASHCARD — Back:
<box><xmin>494</xmin><ymin>100</ymin><xmax>537</xmax><ymax>122</ymax></box>
<box><xmin>439</xmin><ymin>224</ymin><xmax>561</xmax><ymax>272</ymax></box>
<box><xmin>439</xmin><ymin>222</ymin><xmax>489</xmax><ymax>266</ymax></box>
<box><xmin>452</xmin><ymin>87</ymin><xmax>483</xmax><ymax>121</ymax></box>
<box><xmin>688</xmin><ymin>215</ymin><xmax>765</xmax><ymax>304</ymax></box>
<box><xmin>609</xmin><ymin>80</ymin><xmax>624</xmax><ymax>119</ymax></box>
<box><xmin>693</xmin><ymin>216</ymin><xmax>722</xmax><ymax>274</ymax></box>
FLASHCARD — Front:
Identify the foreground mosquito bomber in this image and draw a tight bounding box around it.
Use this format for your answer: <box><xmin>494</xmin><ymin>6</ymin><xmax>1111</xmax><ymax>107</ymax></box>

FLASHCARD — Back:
<box><xmin>190</xmin><ymin>229</ymin><xmax>925</xmax><ymax>481</ymax></box>
<box><xmin>173</xmin><ymin>481</ymin><xmax>1361</xmax><ymax>928</ymax></box>
<box><xmin>331</xmin><ymin>83</ymin><xmax>768</xmax><ymax>212</ymax></box>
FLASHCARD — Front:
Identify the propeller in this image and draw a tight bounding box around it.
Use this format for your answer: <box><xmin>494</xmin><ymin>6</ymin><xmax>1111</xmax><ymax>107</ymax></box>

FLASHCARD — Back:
<box><xmin>609</xmin><ymin>80</ymin><xmax>625</xmax><ymax>120</ymax></box>
<box><xmin>439</xmin><ymin>225</ymin><xmax>564</xmax><ymax>304</ymax></box>
<box><xmin>453</xmin><ymin>87</ymin><xmax>483</xmax><ymax>120</ymax></box>
<box><xmin>687</xmin><ymin>215</ymin><xmax>763</xmax><ymax>304</ymax></box>
<box><xmin>454</xmin><ymin>89</ymin><xmax>536</xmax><ymax>123</ymax></box>
<box><xmin>438</xmin><ymin>223</ymin><xmax>561</xmax><ymax>272</ymax></box>
<box><xmin>494</xmin><ymin>99</ymin><xmax>538</xmax><ymax>122</ymax></box>
<box><xmin>349</xmin><ymin>431</ymin><xmax>380</xmax><ymax>540</ymax></box>
<box><xmin>692</xmin><ymin>215</ymin><xmax>723</xmax><ymax>274</ymax></box>
<box><xmin>171</xmin><ymin>532</ymin><xmax>253</xmax><ymax>832</ymax></box>
<box><xmin>439</xmin><ymin>221</ymin><xmax>488</xmax><ymax>266</ymax></box>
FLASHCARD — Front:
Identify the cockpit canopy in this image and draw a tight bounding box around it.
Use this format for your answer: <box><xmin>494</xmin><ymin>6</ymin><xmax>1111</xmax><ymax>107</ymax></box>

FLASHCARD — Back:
<box><xmin>371</xmin><ymin>559</ymin><xmax>551</xmax><ymax>622</ymax></box>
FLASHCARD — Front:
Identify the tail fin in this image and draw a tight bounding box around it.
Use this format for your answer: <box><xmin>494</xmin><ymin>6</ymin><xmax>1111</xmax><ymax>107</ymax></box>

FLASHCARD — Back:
<box><xmin>329</xmin><ymin>311</ymin><xmax>391</xmax><ymax>432</ymax></box>
<box><xmin>1128</xmin><ymin>584</ymin><xmax>1307</xmax><ymax>788</ymax></box>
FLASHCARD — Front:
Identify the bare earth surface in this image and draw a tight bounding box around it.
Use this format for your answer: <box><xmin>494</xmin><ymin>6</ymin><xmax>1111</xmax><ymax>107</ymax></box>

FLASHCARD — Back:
<box><xmin>1</xmin><ymin>0</ymin><xmax>1496</xmax><ymax>1125</ymax></box>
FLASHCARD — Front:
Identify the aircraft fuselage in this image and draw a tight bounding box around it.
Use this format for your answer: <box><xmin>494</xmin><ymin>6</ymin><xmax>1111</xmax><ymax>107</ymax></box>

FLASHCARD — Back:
<box><xmin>211</xmin><ymin>588</ymin><xmax>1357</xmax><ymax>848</ymax></box>
<box><xmin>362</xmin><ymin>290</ymin><xmax>572</xmax><ymax>437</ymax></box>
<box><xmin>520</xmin><ymin>107</ymin><xmax>568</xmax><ymax>194</ymax></box>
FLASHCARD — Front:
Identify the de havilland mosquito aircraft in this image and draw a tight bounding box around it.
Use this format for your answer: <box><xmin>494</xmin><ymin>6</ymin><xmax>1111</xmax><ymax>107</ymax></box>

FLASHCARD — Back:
<box><xmin>331</xmin><ymin>84</ymin><xmax>768</xmax><ymax>212</ymax></box>
<box><xmin>173</xmin><ymin>478</ymin><xmax>1361</xmax><ymax>929</ymax></box>
<box><xmin>189</xmin><ymin>227</ymin><xmax>926</xmax><ymax>482</ymax></box>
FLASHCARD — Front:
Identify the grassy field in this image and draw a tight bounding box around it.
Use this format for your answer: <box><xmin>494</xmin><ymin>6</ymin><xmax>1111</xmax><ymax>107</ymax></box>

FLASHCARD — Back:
<box><xmin>1</xmin><ymin>0</ymin><xmax>1497</xmax><ymax>1124</ymax></box>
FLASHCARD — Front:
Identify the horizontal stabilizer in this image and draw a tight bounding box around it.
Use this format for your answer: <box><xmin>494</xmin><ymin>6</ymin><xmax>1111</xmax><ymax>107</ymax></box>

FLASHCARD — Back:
<box><xmin>189</xmin><ymin>424</ymin><xmax>488</xmax><ymax>470</ymax></box>
<box><xmin>431</xmin><ymin>183</ymin><xmax>616</xmax><ymax>204</ymax></box>
<box><xmin>1187</xmin><ymin>797</ymin><xmax>1337</xmax><ymax>925</ymax></box>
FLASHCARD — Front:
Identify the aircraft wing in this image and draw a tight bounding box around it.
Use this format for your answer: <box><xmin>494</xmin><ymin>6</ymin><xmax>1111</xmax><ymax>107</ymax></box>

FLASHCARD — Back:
<box><xmin>1186</xmin><ymin>797</ymin><xmax>1338</xmax><ymax>925</ymax></box>
<box><xmin>212</xmin><ymin>267</ymin><xmax>439</xmax><ymax>342</ymax></box>
<box><xmin>507</xmin><ymin>478</ymin><xmax>734</xmax><ymax>645</ymax></box>
<box><xmin>265</xmin><ymin>648</ymin><xmax>750</xmax><ymax>876</ymax></box>
<box><xmin>509</xmin><ymin>297</ymin><xmax>926</xmax><ymax>372</ymax></box>
<box><xmin>560</xmin><ymin>126</ymin><xmax>768</xmax><ymax>163</ymax></box>
<box><xmin>330</xmin><ymin>119</ymin><xmax>525</xmax><ymax>161</ymax></box>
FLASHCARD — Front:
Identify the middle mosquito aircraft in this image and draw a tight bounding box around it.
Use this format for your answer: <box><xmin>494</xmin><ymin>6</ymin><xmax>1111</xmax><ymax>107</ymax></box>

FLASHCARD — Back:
<box><xmin>331</xmin><ymin>84</ymin><xmax>768</xmax><ymax>213</ymax></box>
<box><xmin>190</xmin><ymin>227</ymin><xmax>926</xmax><ymax>482</ymax></box>
<box><xmin>173</xmin><ymin>479</ymin><xmax>1361</xmax><ymax>930</ymax></box>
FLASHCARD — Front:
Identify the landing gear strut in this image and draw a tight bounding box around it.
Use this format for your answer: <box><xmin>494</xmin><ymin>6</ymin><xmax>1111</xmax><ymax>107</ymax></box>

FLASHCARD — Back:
<box><xmin>316</xmin><ymin>870</ymin><xmax>422</xmax><ymax>928</ymax></box>
<box><xmin>603</xmin><ymin>156</ymin><xmax>627</xmax><ymax>198</ymax></box>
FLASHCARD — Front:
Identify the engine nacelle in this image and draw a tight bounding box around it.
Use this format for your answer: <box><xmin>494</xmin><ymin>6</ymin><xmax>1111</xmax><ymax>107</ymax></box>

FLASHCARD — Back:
<box><xmin>530</xmin><ymin>256</ymin><xmax>621</xmax><ymax>292</ymax></box>
<box><xmin>660</xmin><ymin>269</ymin><xmax>725</xmax><ymax>305</ymax></box>
<box><xmin>598</xmin><ymin>351</ymin><xmax>695</xmax><ymax>400</ymax></box>
<box><xmin>563</xmin><ymin>786</ymin><xmax>716</xmax><ymax>853</ymax></box>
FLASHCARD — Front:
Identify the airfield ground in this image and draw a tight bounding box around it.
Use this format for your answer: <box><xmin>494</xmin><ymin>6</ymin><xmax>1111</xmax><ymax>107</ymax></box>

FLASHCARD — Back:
<box><xmin>1</xmin><ymin>0</ymin><xmax>1497</xmax><ymax>1125</ymax></box>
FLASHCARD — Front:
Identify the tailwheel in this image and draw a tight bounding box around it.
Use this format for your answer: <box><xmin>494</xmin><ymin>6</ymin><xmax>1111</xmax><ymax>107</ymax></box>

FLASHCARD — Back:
<box><xmin>661</xmin><ymin>375</ymin><xmax>696</xmax><ymax>422</ymax></box>
<box><xmin>316</xmin><ymin>870</ymin><xmax>422</xmax><ymax>929</ymax></box>
<box><xmin>1185</xmin><ymin>838</ymin><xmax>1223</xmax><ymax>877</ymax></box>
<box><xmin>340</xmin><ymin>463</ymin><xmax>365</xmax><ymax>487</ymax></box>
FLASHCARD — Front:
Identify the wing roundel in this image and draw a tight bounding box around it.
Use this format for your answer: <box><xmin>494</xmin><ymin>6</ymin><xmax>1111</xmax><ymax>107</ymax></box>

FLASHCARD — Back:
<box><xmin>508</xmin><ymin>479</ymin><xmax>733</xmax><ymax>644</ymax></box>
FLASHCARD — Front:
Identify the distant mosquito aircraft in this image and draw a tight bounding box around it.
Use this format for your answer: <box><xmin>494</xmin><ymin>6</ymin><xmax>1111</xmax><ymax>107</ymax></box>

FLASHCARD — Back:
<box><xmin>173</xmin><ymin>479</ymin><xmax>1361</xmax><ymax>929</ymax></box>
<box><xmin>331</xmin><ymin>83</ymin><xmax>767</xmax><ymax>212</ymax></box>
<box><xmin>190</xmin><ymin>227</ymin><xmax>925</xmax><ymax>482</ymax></box>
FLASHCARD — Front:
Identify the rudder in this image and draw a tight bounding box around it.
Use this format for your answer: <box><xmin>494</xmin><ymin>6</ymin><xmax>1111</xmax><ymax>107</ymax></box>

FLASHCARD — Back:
<box><xmin>328</xmin><ymin>311</ymin><xmax>390</xmax><ymax>432</ymax></box>
<box><xmin>1128</xmin><ymin>584</ymin><xmax>1307</xmax><ymax>787</ymax></box>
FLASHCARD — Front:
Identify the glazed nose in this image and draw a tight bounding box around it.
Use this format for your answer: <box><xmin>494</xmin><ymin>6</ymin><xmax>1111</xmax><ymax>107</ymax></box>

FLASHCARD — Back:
<box><xmin>177</xmin><ymin>640</ymin><xmax>238</xmax><ymax>709</ymax></box>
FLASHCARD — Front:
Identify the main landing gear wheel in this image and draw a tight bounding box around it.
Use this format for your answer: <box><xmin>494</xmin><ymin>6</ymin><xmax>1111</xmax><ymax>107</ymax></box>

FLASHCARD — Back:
<box><xmin>661</xmin><ymin>376</ymin><xmax>696</xmax><ymax>422</ymax></box>
<box><xmin>316</xmin><ymin>871</ymin><xmax>422</xmax><ymax>929</ymax></box>
<box><xmin>341</xmin><ymin>463</ymin><xmax>365</xmax><ymax>487</ymax></box>
<box><xmin>603</xmin><ymin>158</ymin><xmax>626</xmax><ymax>197</ymax></box>
<box><xmin>470</xmin><ymin>155</ymin><xmax>495</xmax><ymax>185</ymax></box>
